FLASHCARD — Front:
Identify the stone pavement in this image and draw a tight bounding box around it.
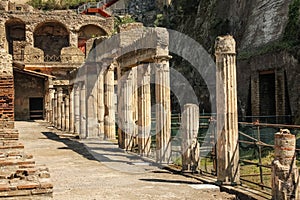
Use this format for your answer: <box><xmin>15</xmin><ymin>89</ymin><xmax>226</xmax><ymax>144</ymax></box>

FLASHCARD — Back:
<box><xmin>16</xmin><ymin>121</ymin><xmax>236</xmax><ymax>200</ymax></box>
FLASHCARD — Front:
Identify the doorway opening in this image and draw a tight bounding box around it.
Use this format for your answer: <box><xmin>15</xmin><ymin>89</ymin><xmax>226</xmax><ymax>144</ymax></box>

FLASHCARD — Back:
<box><xmin>29</xmin><ymin>97</ymin><xmax>44</xmax><ymax>120</ymax></box>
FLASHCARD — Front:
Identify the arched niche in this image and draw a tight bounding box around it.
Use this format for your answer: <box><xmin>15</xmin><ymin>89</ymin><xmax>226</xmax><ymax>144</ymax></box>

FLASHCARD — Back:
<box><xmin>5</xmin><ymin>18</ymin><xmax>26</xmax><ymax>55</ymax></box>
<box><xmin>34</xmin><ymin>21</ymin><xmax>70</xmax><ymax>62</ymax></box>
<box><xmin>78</xmin><ymin>24</ymin><xmax>107</xmax><ymax>54</ymax></box>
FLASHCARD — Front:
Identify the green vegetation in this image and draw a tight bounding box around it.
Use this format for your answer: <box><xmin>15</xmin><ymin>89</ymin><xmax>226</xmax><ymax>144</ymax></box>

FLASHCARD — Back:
<box><xmin>284</xmin><ymin>0</ymin><xmax>300</xmax><ymax>42</ymax></box>
<box><xmin>113</xmin><ymin>15</ymin><xmax>136</xmax><ymax>34</ymax></box>
<box><xmin>27</xmin><ymin>0</ymin><xmax>96</xmax><ymax>10</ymax></box>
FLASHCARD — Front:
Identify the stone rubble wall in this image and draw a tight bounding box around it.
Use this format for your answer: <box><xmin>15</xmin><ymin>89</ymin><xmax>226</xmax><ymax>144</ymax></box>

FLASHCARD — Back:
<box><xmin>0</xmin><ymin>49</ymin><xmax>14</xmax><ymax>120</ymax></box>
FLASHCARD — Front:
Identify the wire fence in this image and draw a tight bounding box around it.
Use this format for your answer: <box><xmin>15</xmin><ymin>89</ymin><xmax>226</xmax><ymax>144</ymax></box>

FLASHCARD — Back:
<box><xmin>146</xmin><ymin>113</ymin><xmax>300</xmax><ymax>195</ymax></box>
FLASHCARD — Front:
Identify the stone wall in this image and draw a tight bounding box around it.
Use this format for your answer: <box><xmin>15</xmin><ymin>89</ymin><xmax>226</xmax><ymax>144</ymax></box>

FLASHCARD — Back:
<box><xmin>14</xmin><ymin>70</ymin><xmax>45</xmax><ymax>120</ymax></box>
<box><xmin>0</xmin><ymin>10</ymin><xmax>114</xmax><ymax>53</ymax></box>
<box><xmin>237</xmin><ymin>51</ymin><xmax>300</xmax><ymax>123</ymax></box>
<box><xmin>0</xmin><ymin>49</ymin><xmax>14</xmax><ymax>120</ymax></box>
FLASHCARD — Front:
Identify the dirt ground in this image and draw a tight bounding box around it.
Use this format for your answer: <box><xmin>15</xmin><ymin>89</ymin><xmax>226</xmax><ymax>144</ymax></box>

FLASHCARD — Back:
<box><xmin>16</xmin><ymin>121</ymin><xmax>236</xmax><ymax>200</ymax></box>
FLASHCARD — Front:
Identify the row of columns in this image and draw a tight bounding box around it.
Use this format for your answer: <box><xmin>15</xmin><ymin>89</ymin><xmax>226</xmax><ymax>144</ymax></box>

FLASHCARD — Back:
<box><xmin>48</xmin><ymin>63</ymin><xmax>116</xmax><ymax>140</ymax></box>
<box><xmin>47</xmin><ymin>57</ymin><xmax>172</xmax><ymax>163</ymax></box>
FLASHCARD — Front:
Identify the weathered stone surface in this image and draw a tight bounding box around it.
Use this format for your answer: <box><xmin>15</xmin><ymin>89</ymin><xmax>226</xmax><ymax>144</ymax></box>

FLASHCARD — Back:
<box><xmin>272</xmin><ymin>129</ymin><xmax>299</xmax><ymax>200</ymax></box>
<box><xmin>215</xmin><ymin>35</ymin><xmax>240</xmax><ymax>184</ymax></box>
<box><xmin>61</xmin><ymin>47</ymin><xmax>85</xmax><ymax>64</ymax></box>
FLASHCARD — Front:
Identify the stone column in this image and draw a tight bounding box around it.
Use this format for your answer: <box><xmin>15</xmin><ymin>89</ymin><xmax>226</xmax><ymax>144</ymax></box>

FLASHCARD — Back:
<box><xmin>97</xmin><ymin>69</ymin><xmax>105</xmax><ymax>139</ymax></box>
<box><xmin>80</xmin><ymin>81</ymin><xmax>87</xmax><ymax>139</ymax></box>
<box><xmin>74</xmin><ymin>83</ymin><xmax>80</xmax><ymax>135</ymax></box>
<box><xmin>53</xmin><ymin>91</ymin><xmax>57</xmax><ymax>127</ymax></box>
<box><xmin>132</xmin><ymin>67</ymin><xmax>139</xmax><ymax>149</ymax></box>
<box><xmin>215</xmin><ymin>35</ymin><xmax>240</xmax><ymax>185</ymax></box>
<box><xmin>48</xmin><ymin>88</ymin><xmax>55</xmax><ymax>124</ymax></box>
<box><xmin>119</xmin><ymin>69</ymin><xmax>134</xmax><ymax>150</ymax></box>
<box><xmin>137</xmin><ymin>64</ymin><xmax>152</xmax><ymax>156</ymax></box>
<box><xmin>181</xmin><ymin>104</ymin><xmax>200</xmax><ymax>172</ymax></box>
<box><xmin>69</xmin><ymin>86</ymin><xmax>74</xmax><ymax>133</ymax></box>
<box><xmin>57</xmin><ymin>87</ymin><xmax>63</xmax><ymax>129</ymax></box>
<box><xmin>104</xmin><ymin>64</ymin><xmax>116</xmax><ymax>140</ymax></box>
<box><xmin>61</xmin><ymin>98</ymin><xmax>66</xmax><ymax>131</ymax></box>
<box><xmin>155</xmin><ymin>58</ymin><xmax>171</xmax><ymax>163</ymax></box>
<box><xmin>86</xmin><ymin>66</ymin><xmax>98</xmax><ymax>138</ymax></box>
<box><xmin>272</xmin><ymin>129</ymin><xmax>299</xmax><ymax>200</ymax></box>
<box><xmin>65</xmin><ymin>95</ymin><xmax>70</xmax><ymax>132</ymax></box>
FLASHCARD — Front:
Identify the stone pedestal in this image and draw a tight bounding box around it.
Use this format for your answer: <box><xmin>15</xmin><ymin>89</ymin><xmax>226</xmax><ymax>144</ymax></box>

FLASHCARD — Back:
<box><xmin>79</xmin><ymin>82</ymin><xmax>86</xmax><ymax>139</ymax></box>
<box><xmin>215</xmin><ymin>35</ymin><xmax>240</xmax><ymax>185</ymax></box>
<box><xmin>104</xmin><ymin>65</ymin><xmax>115</xmax><ymax>140</ymax></box>
<box><xmin>155</xmin><ymin>58</ymin><xmax>171</xmax><ymax>163</ymax></box>
<box><xmin>74</xmin><ymin>84</ymin><xmax>80</xmax><ymax>135</ymax></box>
<box><xmin>137</xmin><ymin>65</ymin><xmax>151</xmax><ymax>156</ymax></box>
<box><xmin>181</xmin><ymin>104</ymin><xmax>200</xmax><ymax>172</ymax></box>
<box><xmin>272</xmin><ymin>129</ymin><xmax>299</xmax><ymax>200</ymax></box>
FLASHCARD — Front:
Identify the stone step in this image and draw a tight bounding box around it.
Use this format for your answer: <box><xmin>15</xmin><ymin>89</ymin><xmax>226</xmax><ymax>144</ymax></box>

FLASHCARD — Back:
<box><xmin>0</xmin><ymin>159</ymin><xmax>35</xmax><ymax>167</ymax></box>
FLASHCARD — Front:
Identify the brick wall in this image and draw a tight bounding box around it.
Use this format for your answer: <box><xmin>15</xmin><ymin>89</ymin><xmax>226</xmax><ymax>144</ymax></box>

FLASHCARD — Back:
<box><xmin>0</xmin><ymin>76</ymin><xmax>14</xmax><ymax>120</ymax></box>
<box><xmin>0</xmin><ymin>49</ymin><xmax>14</xmax><ymax>120</ymax></box>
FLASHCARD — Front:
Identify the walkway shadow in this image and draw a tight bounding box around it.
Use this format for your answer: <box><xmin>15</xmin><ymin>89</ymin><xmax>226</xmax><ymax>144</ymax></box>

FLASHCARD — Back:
<box><xmin>42</xmin><ymin>132</ymin><xmax>97</xmax><ymax>161</ymax></box>
<box><xmin>139</xmin><ymin>178</ymin><xmax>200</xmax><ymax>185</ymax></box>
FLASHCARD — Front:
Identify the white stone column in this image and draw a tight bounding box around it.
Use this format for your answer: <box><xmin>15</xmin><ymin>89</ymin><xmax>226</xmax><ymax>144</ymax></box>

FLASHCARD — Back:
<box><xmin>57</xmin><ymin>87</ymin><xmax>63</xmax><ymax>130</ymax></box>
<box><xmin>155</xmin><ymin>58</ymin><xmax>171</xmax><ymax>163</ymax></box>
<box><xmin>80</xmin><ymin>81</ymin><xmax>87</xmax><ymax>139</ymax></box>
<box><xmin>122</xmin><ymin>70</ymin><xmax>134</xmax><ymax>150</ymax></box>
<box><xmin>181</xmin><ymin>104</ymin><xmax>200</xmax><ymax>172</ymax></box>
<box><xmin>97</xmin><ymin>68</ymin><xmax>105</xmax><ymax>139</ymax></box>
<box><xmin>48</xmin><ymin>88</ymin><xmax>55</xmax><ymax>124</ymax></box>
<box><xmin>74</xmin><ymin>83</ymin><xmax>80</xmax><ymax>135</ymax></box>
<box><xmin>137</xmin><ymin>64</ymin><xmax>152</xmax><ymax>156</ymax></box>
<box><xmin>215</xmin><ymin>35</ymin><xmax>240</xmax><ymax>185</ymax></box>
<box><xmin>53</xmin><ymin>91</ymin><xmax>57</xmax><ymax>127</ymax></box>
<box><xmin>65</xmin><ymin>95</ymin><xmax>70</xmax><ymax>132</ymax></box>
<box><xmin>69</xmin><ymin>86</ymin><xmax>74</xmax><ymax>133</ymax></box>
<box><xmin>86</xmin><ymin>66</ymin><xmax>99</xmax><ymax>138</ymax></box>
<box><xmin>61</xmin><ymin>98</ymin><xmax>66</xmax><ymax>131</ymax></box>
<box><xmin>104</xmin><ymin>64</ymin><xmax>116</xmax><ymax>140</ymax></box>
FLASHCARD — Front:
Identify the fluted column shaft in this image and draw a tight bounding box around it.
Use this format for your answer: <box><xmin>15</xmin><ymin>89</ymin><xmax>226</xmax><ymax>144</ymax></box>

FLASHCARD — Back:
<box><xmin>65</xmin><ymin>95</ymin><xmax>70</xmax><ymax>132</ymax></box>
<box><xmin>69</xmin><ymin>86</ymin><xmax>74</xmax><ymax>133</ymax></box>
<box><xmin>86</xmin><ymin>66</ymin><xmax>98</xmax><ymax>138</ymax></box>
<box><xmin>53</xmin><ymin>91</ymin><xmax>57</xmax><ymax>127</ymax></box>
<box><xmin>181</xmin><ymin>104</ymin><xmax>200</xmax><ymax>171</ymax></box>
<box><xmin>74</xmin><ymin>83</ymin><xmax>80</xmax><ymax>135</ymax></box>
<box><xmin>138</xmin><ymin>64</ymin><xmax>151</xmax><ymax>156</ymax></box>
<box><xmin>61</xmin><ymin>98</ymin><xmax>66</xmax><ymax>131</ymax></box>
<box><xmin>97</xmin><ymin>69</ymin><xmax>105</xmax><ymax>139</ymax></box>
<box><xmin>155</xmin><ymin>59</ymin><xmax>171</xmax><ymax>163</ymax></box>
<box><xmin>79</xmin><ymin>81</ymin><xmax>87</xmax><ymax>139</ymax></box>
<box><xmin>215</xmin><ymin>35</ymin><xmax>240</xmax><ymax>184</ymax></box>
<box><xmin>104</xmin><ymin>65</ymin><xmax>116</xmax><ymax>140</ymax></box>
<box><xmin>57</xmin><ymin>87</ymin><xmax>63</xmax><ymax>129</ymax></box>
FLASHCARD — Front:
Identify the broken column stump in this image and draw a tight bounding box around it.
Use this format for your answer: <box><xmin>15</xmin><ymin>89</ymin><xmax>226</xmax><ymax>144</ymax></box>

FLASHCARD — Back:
<box><xmin>272</xmin><ymin>129</ymin><xmax>299</xmax><ymax>200</ymax></box>
<box><xmin>181</xmin><ymin>104</ymin><xmax>200</xmax><ymax>172</ymax></box>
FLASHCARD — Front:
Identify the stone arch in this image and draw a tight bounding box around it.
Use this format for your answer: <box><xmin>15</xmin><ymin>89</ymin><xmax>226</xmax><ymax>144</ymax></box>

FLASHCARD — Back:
<box><xmin>33</xmin><ymin>21</ymin><xmax>70</xmax><ymax>62</ymax></box>
<box><xmin>5</xmin><ymin>18</ymin><xmax>26</xmax><ymax>56</ymax></box>
<box><xmin>78</xmin><ymin>24</ymin><xmax>107</xmax><ymax>54</ymax></box>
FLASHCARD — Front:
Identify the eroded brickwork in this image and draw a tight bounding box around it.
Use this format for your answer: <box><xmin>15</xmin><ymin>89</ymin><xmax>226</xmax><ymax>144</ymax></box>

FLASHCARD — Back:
<box><xmin>0</xmin><ymin>49</ymin><xmax>14</xmax><ymax>120</ymax></box>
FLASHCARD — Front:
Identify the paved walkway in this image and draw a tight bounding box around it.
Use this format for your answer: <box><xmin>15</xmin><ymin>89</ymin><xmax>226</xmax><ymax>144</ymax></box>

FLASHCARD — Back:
<box><xmin>16</xmin><ymin>121</ymin><xmax>235</xmax><ymax>200</ymax></box>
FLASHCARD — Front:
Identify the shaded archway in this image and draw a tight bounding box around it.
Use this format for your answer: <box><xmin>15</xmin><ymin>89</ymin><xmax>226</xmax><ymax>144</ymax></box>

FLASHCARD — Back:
<box><xmin>5</xmin><ymin>18</ymin><xmax>26</xmax><ymax>58</ymax></box>
<box><xmin>78</xmin><ymin>24</ymin><xmax>107</xmax><ymax>55</ymax></box>
<box><xmin>34</xmin><ymin>21</ymin><xmax>69</xmax><ymax>62</ymax></box>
